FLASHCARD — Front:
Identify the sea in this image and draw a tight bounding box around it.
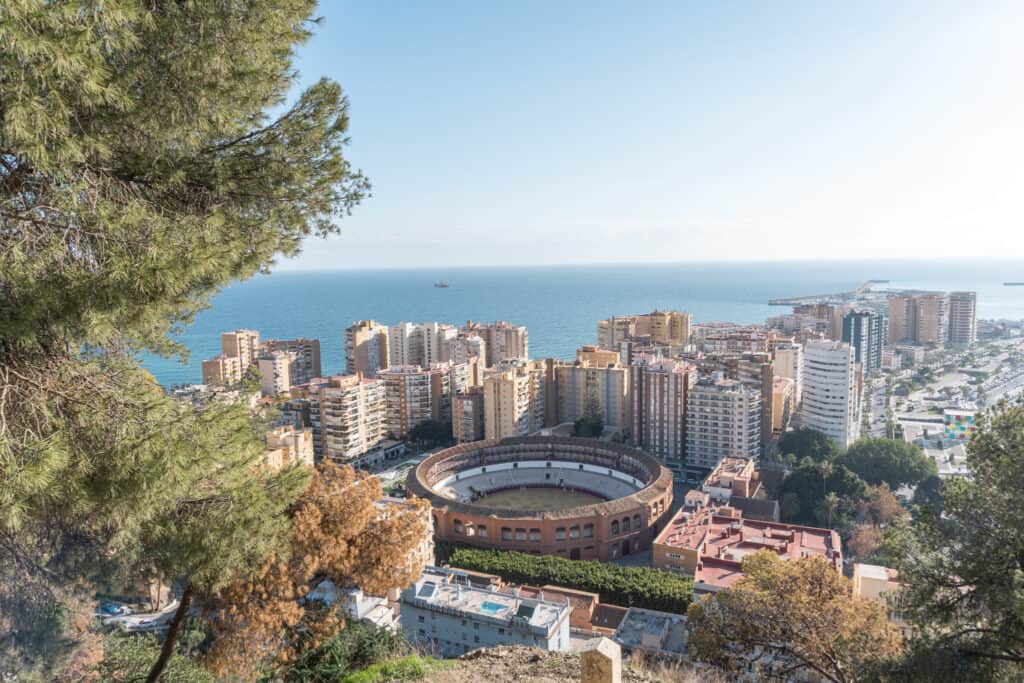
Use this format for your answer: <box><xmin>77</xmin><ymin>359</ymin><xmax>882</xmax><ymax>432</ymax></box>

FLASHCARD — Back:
<box><xmin>142</xmin><ymin>260</ymin><xmax>1024</xmax><ymax>388</ymax></box>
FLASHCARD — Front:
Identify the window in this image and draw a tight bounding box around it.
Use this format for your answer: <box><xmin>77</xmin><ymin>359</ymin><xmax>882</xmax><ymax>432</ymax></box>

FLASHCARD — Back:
<box><xmin>569</xmin><ymin>525</ymin><xmax>580</xmax><ymax>540</ymax></box>
<box><xmin>515</xmin><ymin>528</ymin><xmax>527</xmax><ymax>541</ymax></box>
<box><xmin>622</xmin><ymin>516</ymin><xmax>631</xmax><ymax>532</ymax></box>
<box><xmin>474</xmin><ymin>635</ymin><xmax>480</xmax><ymax>644</ymax></box>
<box><xmin>477</xmin><ymin>525</ymin><xmax>488</xmax><ymax>538</ymax></box>
<box><xmin>418</xmin><ymin>628</ymin><xmax>425</xmax><ymax>636</ymax></box>
<box><xmin>418</xmin><ymin>615</ymin><xmax>425</xmax><ymax>623</ymax></box>
<box><xmin>555</xmin><ymin>527</ymin><xmax>566</xmax><ymax>541</ymax></box>
<box><xmin>461</xmin><ymin>619</ymin><xmax>467</xmax><ymax>626</ymax></box>
<box><xmin>501</xmin><ymin>527</ymin><xmax>512</xmax><ymax>540</ymax></box>
<box><xmin>583</xmin><ymin>523</ymin><xmax>594</xmax><ymax>538</ymax></box>
<box><xmin>513</xmin><ymin>462</ymin><xmax>519</xmax><ymax>469</ymax></box>
<box><xmin>529</xmin><ymin>528</ymin><xmax>541</xmax><ymax>542</ymax></box>
<box><xmin>473</xmin><ymin>622</ymin><xmax>479</xmax><ymax>630</ymax></box>
<box><xmin>498</xmin><ymin>628</ymin><xmax>505</xmax><ymax>635</ymax></box>
<box><xmin>453</xmin><ymin>519</ymin><xmax>463</xmax><ymax>534</ymax></box>
<box><xmin>546</xmin><ymin>461</ymin><xmax>552</xmax><ymax>468</ymax></box>
<box><xmin>632</xmin><ymin>514</ymin><xmax>641</xmax><ymax>529</ymax></box>
<box><xmin>611</xmin><ymin>520</ymin><xmax>619</xmax><ymax>535</ymax></box>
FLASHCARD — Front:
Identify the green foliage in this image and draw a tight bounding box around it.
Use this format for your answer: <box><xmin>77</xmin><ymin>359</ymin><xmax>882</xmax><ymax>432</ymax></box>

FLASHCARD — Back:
<box><xmin>893</xmin><ymin>406</ymin><xmax>1024</xmax><ymax>678</ymax></box>
<box><xmin>408</xmin><ymin>420</ymin><xmax>453</xmax><ymax>449</ymax></box>
<box><xmin>778</xmin><ymin>428</ymin><xmax>838</xmax><ymax>463</ymax></box>
<box><xmin>339</xmin><ymin>656</ymin><xmax>448</xmax><ymax>683</ymax></box>
<box><xmin>835</xmin><ymin>438</ymin><xmax>937</xmax><ymax>490</ymax></box>
<box><xmin>573</xmin><ymin>396</ymin><xmax>604</xmax><ymax>437</ymax></box>
<box><xmin>1</xmin><ymin>0</ymin><xmax>369</xmax><ymax>354</ymax></box>
<box><xmin>97</xmin><ymin>630</ymin><xmax>212</xmax><ymax>683</ymax></box>
<box><xmin>1</xmin><ymin>0</ymin><xmax>365</xmax><ymax>674</ymax></box>
<box><xmin>280</xmin><ymin>622</ymin><xmax>418</xmax><ymax>683</ymax></box>
<box><xmin>778</xmin><ymin>460</ymin><xmax>867</xmax><ymax>537</ymax></box>
<box><xmin>910</xmin><ymin>474</ymin><xmax>944</xmax><ymax>514</ymax></box>
<box><xmin>443</xmin><ymin>546</ymin><xmax>693</xmax><ymax>613</ymax></box>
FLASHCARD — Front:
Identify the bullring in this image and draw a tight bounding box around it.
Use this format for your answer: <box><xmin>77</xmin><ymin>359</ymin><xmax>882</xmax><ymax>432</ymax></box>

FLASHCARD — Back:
<box><xmin>405</xmin><ymin>436</ymin><xmax>675</xmax><ymax>561</ymax></box>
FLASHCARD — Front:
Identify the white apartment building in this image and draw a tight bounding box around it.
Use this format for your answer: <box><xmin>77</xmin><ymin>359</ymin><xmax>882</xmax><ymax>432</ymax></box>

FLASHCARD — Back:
<box><xmin>257</xmin><ymin>349</ymin><xmax>296</xmax><ymax>396</ymax></box>
<box><xmin>380</xmin><ymin>362</ymin><xmax>467</xmax><ymax>438</ymax></box>
<box><xmin>400</xmin><ymin>568</ymin><xmax>571</xmax><ymax>657</ymax></box>
<box><xmin>685</xmin><ymin>376</ymin><xmax>761</xmax><ymax>474</ymax></box>
<box><xmin>316</xmin><ymin>375</ymin><xmax>387</xmax><ymax>463</ymax></box>
<box><xmin>799</xmin><ymin>340</ymin><xmax>861</xmax><ymax>447</ymax></box>
<box><xmin>947</xmin><ymin>291</ymin><xmax>977</xmax><ymax>346</ymax></box>
<box><xmin>389</xmin><ymin>321</ymin><xmax>459</xmax><ymax>367</ymax></box>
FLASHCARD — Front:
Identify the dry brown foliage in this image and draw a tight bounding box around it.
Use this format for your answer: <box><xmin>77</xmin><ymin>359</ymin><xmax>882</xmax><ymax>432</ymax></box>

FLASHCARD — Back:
<box><xmin>203</xmin><ymin>461</ymin><xmax>430</xmax><ymax>679</ymax></box>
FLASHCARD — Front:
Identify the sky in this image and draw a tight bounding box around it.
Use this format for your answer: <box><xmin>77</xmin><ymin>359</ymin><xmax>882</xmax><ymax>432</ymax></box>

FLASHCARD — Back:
<box><xmin>278</xmin><ymin>1</ymin><xmax>1024</xmax><ymax>270</ymax></box>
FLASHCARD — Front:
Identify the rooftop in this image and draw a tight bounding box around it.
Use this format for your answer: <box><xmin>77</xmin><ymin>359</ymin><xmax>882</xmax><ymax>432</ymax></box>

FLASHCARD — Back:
<box><xmin>405</xmin><ymin>568</ymin><xmax>567</xmax><ymax>634</ymax></box>
<box><xmin>614</xmin><ymin>607</ymin><xmax>688</xmax><ymax>658</ymax></box>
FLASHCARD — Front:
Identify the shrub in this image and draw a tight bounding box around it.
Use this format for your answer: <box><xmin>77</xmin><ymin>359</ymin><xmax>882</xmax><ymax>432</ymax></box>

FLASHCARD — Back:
<box><xmin>443</xmin><ymin>546</ymin><xmax>693</xmax><ymax>613</ymax></box>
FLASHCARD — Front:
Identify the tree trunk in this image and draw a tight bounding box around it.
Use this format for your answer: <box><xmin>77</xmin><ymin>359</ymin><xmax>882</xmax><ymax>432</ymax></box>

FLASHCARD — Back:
<box><xmin>146</xmin><ymin>583</ymin><xmax>194</xmax><ymax>683</ymax></box>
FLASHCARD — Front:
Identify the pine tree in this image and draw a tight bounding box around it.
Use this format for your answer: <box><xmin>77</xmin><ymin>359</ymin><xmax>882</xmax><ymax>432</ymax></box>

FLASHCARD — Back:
<box><xmin>1</xmin><ymin>0</ymin><xmax>368</xmax><ymax>676</ymax></box>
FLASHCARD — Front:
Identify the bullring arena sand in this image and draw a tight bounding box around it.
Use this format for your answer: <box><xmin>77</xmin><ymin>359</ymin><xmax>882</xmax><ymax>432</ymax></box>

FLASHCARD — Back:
<box><xmin>474</xmin><ymin>487</ymin><xmax>606</xmax><ymax>510</ymax></box>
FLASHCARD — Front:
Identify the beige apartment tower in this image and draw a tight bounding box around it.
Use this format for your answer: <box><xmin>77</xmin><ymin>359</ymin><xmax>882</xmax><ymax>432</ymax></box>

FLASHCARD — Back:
<box><xmin>221</xmin><ymin>329</ymin><xmax>261</xmax><ymax>369</ymax></box>
<box><xmin>482</xmin><ymin>361</ymin><xmax>546</xmax><ymax>439</ymax></box>
<box><xmin>316</xmin><ymin>375</ymin><xmax>386</xmax><ymax>463</ymax></box>
<box><xmin>263</xmin><ymin>338</ymin><xmax>322</xmax><ymax>385</ymax></box>
<box><xmin>630</xmin><ymin>358</ymin><xmax>696</xmax><ymax>477</ymax></box>
<box><xmin>345</xmin><ymin>320</ymin><xmax>390</xmax><ymax>378</ymax></box>
<box><xmin>554</xmin><ymin>362</ymin><xmax>630</xmax><ymax>429</ymax></box>
<box><xmin>452</xmin><ymin>387</ymin><xmax>485</xmax><ymax>444</ymax></box>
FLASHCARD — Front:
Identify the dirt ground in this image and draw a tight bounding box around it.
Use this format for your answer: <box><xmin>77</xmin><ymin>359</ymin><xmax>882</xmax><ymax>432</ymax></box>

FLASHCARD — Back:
<box><xmin>421</xmin><ymin>646</ymin><xmax>714</xmax><ymax>683</ymax></box>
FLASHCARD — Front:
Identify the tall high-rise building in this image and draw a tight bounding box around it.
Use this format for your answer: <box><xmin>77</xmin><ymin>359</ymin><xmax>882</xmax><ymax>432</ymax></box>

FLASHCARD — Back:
<box><xmin>482</xmin><ymin>361</ymin><xmax>546</xmax><ymax>439</ymax></box>
<box><xmin>575</xmin><ymin>345</ymin><xmax>621</xmax><ymax>368</ymax></box>
<box><xmin>772</xmin><ymin>377</ymin><xmax>796</xmax><ymax>435</ymax></box>
<box><xmin>201</xmin><ymin>354</ymin><xmax>243</xmax><ymax>385</ymax></box>
<box><xmin>380</xmin><ymin>362</ymin><xmax>467</xmax><ymax>438</ymax></box>
<box><xmin>773</xmin><ymin>343</ymin><xmax>803</xmax><ymax>405</ymax></box>
<box><xmin>452</xmin><ymin>387</ymin><xmax>485</xmax><ymax>444</ymax></box>
<box><xmin>485</xmin><ymin>321</ymin><xmax>529</xmax><ymax>366</ymax></box>
<box><xmin>257</xmin><ymin>349</ymin><xmax>296</xmax><ymax>396</ymax></box>
<box><xmin>915</xmin><ymin>294</ymin><xmax>948</xmax><ymax>346</ymax></box>
<box><xmin>202</xmin><ymin>329</ymin><xmax>260</xmax><ymax>384</ymax></box>
<box><xmin>888</xmin><ymin>294</ymin><xmax>949</xmax><ymax>347</ymax></box>
<box><xmin>388</xmin><ymin>322</ymin><xmax>425</xmax><ymax>367</ymax></box>
<box><xmin>221</xmin><ymin>329</ymin><xmax>261</xmax><ymax>369</ymax></box>
<box><xmin>554</xmin><ymin>360</ymin><xmax>630</xmax><ymax>429</ymax></box>
<box><xmin>697</xmin><ymin>352</ymin><xmax>774</xmax><ymax>454</ymax></box>
<box><xmin>345</xmin><ymin>320</ymin><xmax>390</xmax><ymax>377</ymax></box>
<box><xmin>262</xmin><ymin>338</ymin><xmax>322</xmax><ymax>385</ymax></box>
<box><xmin>841</xmin><ymin>310</ymin><xmax>887</xmax><ymax>375</ymax></box>
<box><xmin>948</xmin><ymin>292</ymin><xmax>977</xmax><ymax>346</ymax></box>
<box><xmin>685</xmin><ymin>376</ymin><xmax>761</xmax><ymax>474</ymax></box>
<box><xmin>800</xmin><ymin>340</ymin><xmax>861</xmax><ymax>447</ymax></box>
<box><xmin>315</xmin><ymin>375</ymin><xmax>386</xmax><ymax>463</ymax></box>
<box><xmin>389</xmin><ymin>322</ymin><xmax>459</xmax><ymax>366</ymax></box>
<box><xmin>629</xmin><ymin>357</ymin><xmax>696</xmax><ymax>477</ymax></box>
<box><xmin>597</xmin><ymin>311</ymin><xmax>692</xmax><ymax>348</ymax></box>
<box><xmin>597</xmin><ymin>316</ymin><xmax>637</xmax><ymax>348</ymax></box>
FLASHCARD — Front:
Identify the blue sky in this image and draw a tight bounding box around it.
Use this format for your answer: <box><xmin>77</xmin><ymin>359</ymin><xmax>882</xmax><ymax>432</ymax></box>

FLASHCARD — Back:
<box><xmin>280</xmin><ymin>1</ymin><xmax>1024</xmax><ymax>269</ymax></box>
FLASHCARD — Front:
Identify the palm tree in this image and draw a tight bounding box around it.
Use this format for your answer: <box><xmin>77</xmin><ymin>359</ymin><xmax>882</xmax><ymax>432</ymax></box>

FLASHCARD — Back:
<box><xmin>821</xmin><ymin>492</ymin><xmax>840</xmax><ymax>529</ymax></box>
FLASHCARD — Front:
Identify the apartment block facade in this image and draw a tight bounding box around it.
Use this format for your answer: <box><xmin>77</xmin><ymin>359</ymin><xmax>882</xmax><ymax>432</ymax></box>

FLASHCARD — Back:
<box><xmin>344</xmin><ymin>320</ymin><xmax>390</xmax><ymax>378</ymax></box>
<box><xmin>315</xmin><ymin>375</ymin><xmax>387</xmax><ymax>463</ymax></box>
<box><xmin>482</xmin><ymin>361</ymin><xmax>547</xmax><ymax>440</ymax></box>
<box><xmin>947</xmin><ymin>291</ymin><xmax>977</xmax><ymax>346</ymax></box>
<box><xmin>685</xmin><ymin>376</ymin><xmax>761</xmax><ymax>474</ymax></box>
<box><xmin>261</xmin><ymin>338</ymin><xmax>322</xmax><ymax>385</ymax></box>
<box><xmin>800</xmin><ymin>340</ymin><xmax>860</xmax><ymax>447</ymax></box>
<box><xmin>554</xmin><ymin>361</ymin><xmax>630</xmax><ymax>429</ymax></box>
<box><xmin>841</xmin><ymin>309</ymin><xmax>887</xmax><ymax>375</ymax></box>
<box><xmin>452</xmin><ymin>387</ymin><xmax>486</xmax><ymax>443</ymax></box>
<box><xmin>629</xmin><ymin>357</ymin><xmax>696</xmax><ymax>477</ymax></box>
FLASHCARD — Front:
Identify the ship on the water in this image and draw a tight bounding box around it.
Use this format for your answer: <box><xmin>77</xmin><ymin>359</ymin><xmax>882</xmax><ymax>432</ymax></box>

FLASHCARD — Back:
<box><xmin>1005</xmin><ymin>282</ymin><xmax>1024</xmax><ymax>286</ymax></box>
<box><xmin>434</xmin><ymin>281</ymin><xmax>449</xmax><ymax>288</ymax></box>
